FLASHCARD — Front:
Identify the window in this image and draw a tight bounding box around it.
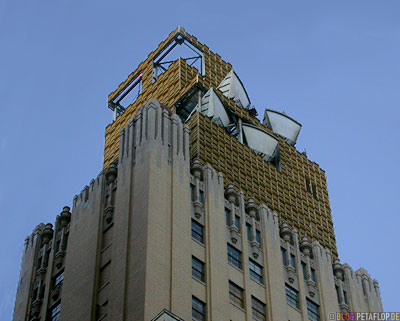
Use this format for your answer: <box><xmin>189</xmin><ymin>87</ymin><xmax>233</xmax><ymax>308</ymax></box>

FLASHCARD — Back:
<box><xmin>249</xmin><ymin>259</ymin><xmax>263</xmax><ymax>284</ymax></box>
<box><xmin>192</xmin><ymin>296</ymin><xmax>206</xmax><ymax>321</ymax></box>
<box><xmin>51</xmin><ymin>303</ymin><xmax>61</xmax><ymax>321</ymax></box>
<box><xmin>255</xmin><ymin>229</ymin><xmax>261</xmax><ymax>243</ymax></box>
<box><xmin>225</xmin><ymin>208</ymin><xmax>231</xmax><ymax>226</ymax></box>
<box><xmin>312</xmin><ymin>184</ymin><xmax>318</xmax><ymax>199</ymax></box>
<box><xmin>281</xmin><ymin>248</ymin><xmax>287</xmax><ymax>266</ymax></box>
<box><xmin>305</xmin><ymin>178</ymin><xmax>311</xmax><ymax>192</ymax></box>
<box><xmin>251</xmin><ymin>296</ymin><xmax>266</xmax><ymax>321</ymax></box>
<box><xmin>229</xmin><ymin>281</ymin><xmax>244</xmax><ymax>308</ymax></box>
<box><xmin>192</xmin><ymin>256</ymin><xmax>205</xmax><ymax>282</ymax></box>
<box><xmin>191</xmin><ymin>184</ymin><xmax>196</xmax><ymax>202</ymax></box>
<box><xmin>290</xmin><ymin>254</ymin><xmax>296</xmax><ymax>268</ymax></box>
<box><xmin>234</xmin><ymin>215</ymin><xmax>240</xmax><ymax>229</ymax></box>
<box><xmin>310</xmin><ymin>268</ymin><xmax>316</xmax><ymax>282</ymax></box>
<box><xmin>53</xmin><ymin>271</ymin><xmax>64</xmax><ymax>287</ymax></box>
<box><xmin>227</xmin><ymin>244</ymin><xmax>242</xmax><ymax>269</ymax></box>
<box><xmin>343</xmin><ymin>290</ymin><xmax>349</xmax><ymax>304</ymax></box>
<box><xmin>199</xmin><ymin>190</ymin><xmax>204</xmax><ymax>204</ymax></box>
<box><xmin>302</xmin><ymin>262</ymin><xmax>307</xmax><ymax>280</ymax></box>
<box><xmin>307</xmin><ymin>299</ymin><xmax>320</xmax><ymax>321</ymax></box>
<box><xmin>246</xmin><ymin>223</ymin><xmax>252</xmax><ymax>241</ymax></box>
<box><xmin>192</xmin><ymin>220</ymin><xmax>204</xmax><ymax>244</ymax></box>
<box><xmin>285</xmin><ymin>284</ymin><xmax>300</xmax><ymax>309</ymax></box>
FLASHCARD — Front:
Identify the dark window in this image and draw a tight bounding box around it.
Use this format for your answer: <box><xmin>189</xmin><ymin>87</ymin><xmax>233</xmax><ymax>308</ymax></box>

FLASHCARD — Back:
<box><xmin>312</xmin><ymin>184</ymin><xmax>318</xmax><ymax>199</ymax></box>
<box><xmin>234</xmin><ymin>215</ymin><xmax>240</xmax><ymax>229</ymax></box>
<box><xmin>251</xmin><ymin>296</ymin><xmax>266</xmax><ymax>321</ymax></box>
<box><xmin>310</xmin><ymin>268</ymin><xmax>316</xmax><ymax>282</ymax></box>
<box><xmin>246</xmin><ymin>223</ymin><xmax>252</xmax><ymax>241</ymax></box>
<box><xmin>281</xmin><ymin>248</ymin><xmax>287</xmax><ymax>266</ymax></box>
<box><xmin>285</xmin><ymin>284</ymin><xmax>300</xmax><ymax>309</ymax></box>
<box><xmin>199</xmin><ymin>190</ymin><xmax>204</xmax><ymax>204</ymax></box>
<box><xmin>305</xmin><ymin>178</ymin><xmax>311</xmax><ymax>192</ymax></box>
<box><xmin>37</xmin><ymin>257</ymin><xmax>42</xmax><ymax>270</ymax></box>
<box><xmin>225</xmin><ymin>208</ymin><xmax>231</xmax><ymax>226</ymax></box>
<box><xmin>192</xmin><ymin>296</ymin><xmax>206</xmax><ymax>321</ymax></box>
<box><xmin>249</xmin><ymin>259</ymin><xmax>263</xmax><ymax>284</ymax></box>
<box><xmin>53</xmin><ymin>271</ymin><xmax>64</xmax><ymax>287</ymax></box>
<box><xmin>192</xmin><ymin>256</ymin><xmax>205</xmax><ymax>282</ymax></box>
<box><xmin>290</xmin><ymin>254</ymin><xmax>296</xmax><ymax>268</ymax></box>
<box><xmin>335</xmin><ymin>285</ymin><xmax>341</xmax><ymax>303</ymax></box>
<box><xmin>191</xmin><ymin>220</ymin><xmax>204</xmax><ymax>244</ymax></box>
<box><xmin>227</xmin><ymin>244</ymin><xmax>242</xmax><ymax>269</ymax></box>
<box><xmin>302</xmin><ymin>262</ymin><xmax>307</xmax><ymax>280</ymax></box>
<box><xmin>307</xmin><ymin>299</ymin><xmax>320</xmax><ymax>321</ymax></box>
<box><xmin>51</xmin><ymin>303</ymin><xmax>61</xmax><ymax>321</ymax></box>
<box><xmin>343</xmin><ymin>290</ymin><xmax>349</xmax><ymax>304</ymax></box>
<box><xmin>191</xmin><ymin>184</ymin><xmax>196</xmax><ymax>202</ymax></box>
<box><xmin>255</xmin><ymin>230</ymin><xmax>261</xmax><ymax>243</ymax></box>
<box><xmin>229</xmin><ymin>281</ymin><xmax>244</xmax><ymax>308</ymax></box>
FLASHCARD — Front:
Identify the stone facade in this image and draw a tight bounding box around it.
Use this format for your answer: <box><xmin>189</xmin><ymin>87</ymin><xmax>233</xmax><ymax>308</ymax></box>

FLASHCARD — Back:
<box><xmin>13</xmin><ymin>100</ymin><xmax>382</xmax><ymax>321</ymax></box>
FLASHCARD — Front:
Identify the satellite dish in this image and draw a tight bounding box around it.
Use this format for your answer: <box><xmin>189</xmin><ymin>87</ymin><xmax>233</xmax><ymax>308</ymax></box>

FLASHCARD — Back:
<box><xmin>242</xmin><ymin>123</ymin><xmax>279</xmax><ymax>161</ymax></box>
<box><xmin>263</xmin><ymin>109</ymin><xmax>302</xmax><ymax>145</ymax></box>
<box><xmin>196</xmin><ymin>88</ymin><xmax>230</xmax><ymax>127</ymax></box>
<box><xmin>218</xmin><ymin>70</ymin><xmax>251</xmax><ymax>109</ymax></box>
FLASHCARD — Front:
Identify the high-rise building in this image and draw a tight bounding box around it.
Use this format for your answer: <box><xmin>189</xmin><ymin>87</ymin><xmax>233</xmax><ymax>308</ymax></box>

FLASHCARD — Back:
<box><xmin>13</xmin><ymin>27</ymin><xmax>382</xmax><ymax>321</ymax></box>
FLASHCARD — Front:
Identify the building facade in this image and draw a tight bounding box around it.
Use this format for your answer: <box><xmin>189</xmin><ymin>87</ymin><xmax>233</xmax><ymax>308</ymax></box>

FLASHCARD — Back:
<box><xmin>13</xmin><ymin>28</ymin><xmax>382</xmax><ymax>321</ymax></box>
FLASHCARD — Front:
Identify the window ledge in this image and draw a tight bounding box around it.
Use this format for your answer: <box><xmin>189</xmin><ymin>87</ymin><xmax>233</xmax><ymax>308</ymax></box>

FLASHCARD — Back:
<box><xmin>228</xmin><ymin>262</ymin><xmax>243</xmax><ymax>273</ymax></box>
<box><xmin>229</xmin><ymin>301</ymin><xmax>246</xmax><ymax>313</ymax></box>
<box><xmin>250</xmin><ymin>276</ymin><xmax>265</xmax><ymax>288</ymax></box>
<box><xmin>192</xmin><ymin>276</ymin><xmax>206</xmax><ymax>286</ymax></box>
<box><xmin>287</xmin><ymin>302</ymin><xmax>302</xmax><ymax>313</ymax></box>
<box><xmin>192</xmin><ymin>237</ymin><xmax>206</xmax><ymax>248</ymax></box>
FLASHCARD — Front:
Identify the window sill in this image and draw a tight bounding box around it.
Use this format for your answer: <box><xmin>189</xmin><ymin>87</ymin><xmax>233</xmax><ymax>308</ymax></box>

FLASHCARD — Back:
<box><xmin>230</xmin><ymin>301</ymin><xmax>245</xmax><ymax>313</ymax></box>
<box><xmin>228</xmin><ymin>262</ymin><xmax>243</xmax><ymax>273</ymax></box>
<box><xmin>192</xmin><ymin>276</ymin><xmax>206</xmax><ymax>286</ymax></box>
<box><xmin>250</xmin><ymin>276</ymin><xmax>265</xmax><ymax>288</ymax></box>
<box><xmin>192</xmin><ymin>237</ymin><xmax>205</xmax><ymax>248</ymax></box>
<box><xmin>287</xmin><ymin>302</ymin><xmax>302</xmax><ymax>313</ymax></box>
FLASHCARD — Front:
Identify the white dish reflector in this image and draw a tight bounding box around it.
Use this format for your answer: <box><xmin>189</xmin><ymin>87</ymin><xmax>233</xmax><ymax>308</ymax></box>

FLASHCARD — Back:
<box><xmin>218</xmin><ymin>70</ymin><xmax>250</xmax><ymax>108</ymax></box>
<box><xmin>242</xmin><ymin>123</ymin><xmax>278</xmax><ymax>161</ymax></box>
<box><xmin>263</xmin><ymin>109</ymin><xmax>301</xmax><ymax>145</ymax></box>
<box><xmin>197</xmin><ymin>88</ymin><xmax>230</xmax><ymax>127</ymax></box>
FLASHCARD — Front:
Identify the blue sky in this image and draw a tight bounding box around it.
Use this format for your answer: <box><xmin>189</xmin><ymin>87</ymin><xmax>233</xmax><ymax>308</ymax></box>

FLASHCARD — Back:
<box><xmin>1</xmin><ymin>0</ymin><xmax>399</xmax><ymax>318</ymax></box>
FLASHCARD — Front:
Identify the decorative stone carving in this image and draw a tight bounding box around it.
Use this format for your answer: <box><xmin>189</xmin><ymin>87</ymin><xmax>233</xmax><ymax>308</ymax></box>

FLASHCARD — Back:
<box><xmin>280</xmin><ymin>222</ymin><xmax>292</xmax><ymax>242</ymax></box>
<box><xmin>41</xmin><ymin>223</ymin><xmax>53</xmax><ymax>244</ymax></box>
<box><xmin>246</xmin><ymin>198</ymin><xmax>258</xmax><ymax>218</ymax></box>
<box><xmin>300</xmin><ymin>236</ymin><xmax>312</xmax><ymax>256</ymax></box>
<box><xmin>193</xmin><ymin>200</ymin><xmax>203</xmax><ymax>219</ymax></box>
<box><xmin>59</xmin><ymin>206</ymin><xmax>71</xmax><ymax>227</ymax></box>
<box><xmin>250</xmin><ymin>242</ymin><xmax>261</xmax><ymax>259</ymax></box>
<box><xmin>225</xmin><ymin>183</ymin><xmax>238</xmax><ymax>205</ymax></box>
<box><xmin>55</xmin><ymin>251</ymin><xmax>65</xmax><ymax>269</ymax></box>
<box><xmin>229</xmin><ymin>226</ymin><xmax>239</xmax><ymax>243</ymax></box>
<box><xmin>105</xmin><ymin>162</ymin><xmax>118</xmax><ymax>184</ymax></box>
<box><xmin>333</xmin><ymin>259</ymin><xmax>344</xmax><ymax>280</ymax></box>
<box><xmin>104</xmin><ymin>206</ymin><xmax>114</xmax><ymax>224</ymax></box>
<box><xmin>191</xmin><ymin>159</ymin><xmax>203</xmax><ymax>180</ymax></box>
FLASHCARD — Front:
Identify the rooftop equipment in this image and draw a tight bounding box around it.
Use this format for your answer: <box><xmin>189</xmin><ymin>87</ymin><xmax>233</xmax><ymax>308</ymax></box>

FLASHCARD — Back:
<box><xmin>263</xmin><ymin>109</ymin><xmax>302</xmax><ymax>145</ymax></box>
<box><xmin>197</xmin><ymin>88</ymin><xmax>230</xmax><ymax>127</ymax></box>
<box><xmin>218</xmin><ymin>70</ymin><xmax>251</xmax><ymax>109</ymax></box>
<box><xmin>242</xmin><ymin>123</ymin><xmax>279</xmax><ymax>161</ymax></box>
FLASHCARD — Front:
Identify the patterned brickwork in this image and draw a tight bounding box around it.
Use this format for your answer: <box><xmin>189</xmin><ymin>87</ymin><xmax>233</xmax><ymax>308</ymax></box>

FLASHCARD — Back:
<box><xmin>187</xmin><ymin>112</ymin><xmax>337</xmax><ymax>256</ymax></box>
<box><xmin>103</xmin><ymin>27</ymin><xmax>337</xmax><ymax>257</ymax></box>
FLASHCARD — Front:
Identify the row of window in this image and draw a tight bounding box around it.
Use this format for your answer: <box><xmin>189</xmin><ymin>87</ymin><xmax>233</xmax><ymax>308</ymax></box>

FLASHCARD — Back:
<box><xmin>192</xmin><ymin>290</ymin><xmax>266</xmax><ymax>321</ymax></box>
<box><xmin>192</xmin><ymin>220</ymin><xmax>264</xmax><ymax>285</ymax></box>
<box><xmin>281</xmin><ymin>247</ymin><xmax>316</xmax><ymax>282</ymax></box>
<box><xmin>225</xmin><ymin>209</ymin><xmax>261</xmax><ymax>242</ymax></box>
<box><xmin>285</xmin><ymin>284</ymin><xmax>320</xmax><ymax>321</ymax></box>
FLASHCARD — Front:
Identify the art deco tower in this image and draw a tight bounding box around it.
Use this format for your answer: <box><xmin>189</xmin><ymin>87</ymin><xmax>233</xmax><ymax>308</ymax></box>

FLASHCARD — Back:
<box><xmin>13</xmin><ymin>27</ymin><xmax>382</xmax><ymax>321</ymax></box>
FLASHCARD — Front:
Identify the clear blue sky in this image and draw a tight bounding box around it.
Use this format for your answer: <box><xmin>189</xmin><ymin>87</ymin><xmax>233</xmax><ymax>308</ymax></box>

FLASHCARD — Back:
<box><xmin>1</xmin><ymin>0</ymin><xmax>399</xmax><ymax>318</ymax></box>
